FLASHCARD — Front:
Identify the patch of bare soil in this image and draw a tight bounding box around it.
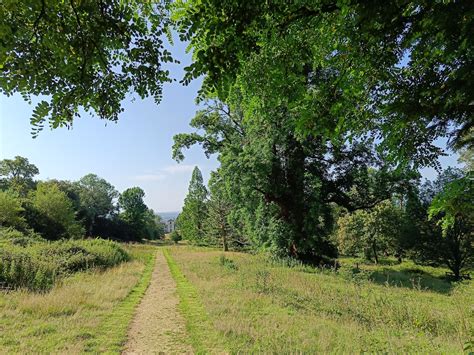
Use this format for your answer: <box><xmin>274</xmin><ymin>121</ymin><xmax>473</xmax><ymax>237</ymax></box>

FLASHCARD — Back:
<box><xmin>123</xmin><ymin>251</ymin><xmax>192</xmax><ymax>354</ymax></box>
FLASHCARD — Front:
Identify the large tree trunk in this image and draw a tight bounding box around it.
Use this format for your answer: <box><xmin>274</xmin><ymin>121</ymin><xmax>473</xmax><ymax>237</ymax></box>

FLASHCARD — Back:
<box><xmin>88</xmin><ymin>215</ymin><xmax>95</xmax><ymax>236</ymax></box>
<box><xmin>372</xmin><ymin>240</ymin><xmax>378</xmax><ymax>264</ymax></box>
<box><xmin>266</xmin><ymin>136</ymin><xmax>312</xmax><ymax>260</ymax></box>
<box><xmin>276</xmin><ymin>139</ymin><xmax>307</xmax><ymax>259</ymax></box>
<box><xmin>222</xmin><ymin>233</ymin><xmax>229</xmax><ymax>252</ymax></box>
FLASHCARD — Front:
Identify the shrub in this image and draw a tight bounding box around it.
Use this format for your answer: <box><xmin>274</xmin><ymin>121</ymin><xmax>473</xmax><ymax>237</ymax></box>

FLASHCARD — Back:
<box><xmin>219</xmin><ymin>255</ymin><xmax>238</xmax><ymax>270</ymax></box>
<box><xmin>0</xmin><ymin>243</ymin><xmax>56</xmax><ymax>291</ymax></box>
<box><xmin>0</xmin><ymin>227</ymin><xmax>43</xmax><ymax>247</ymax></box>
<box><xmin>0</xmin><ymin>236</ymin><xmax>129</xmax><ymax>291</ymax></box>
<box><xmin>170</xmin><ymin>230</ymin><xmax>182</xmax><ymax>244</ymax></box>
<box><xmin>0</xmin><ymin>227</ymin><xmax>25</xmax><ymax>241</ymax></box>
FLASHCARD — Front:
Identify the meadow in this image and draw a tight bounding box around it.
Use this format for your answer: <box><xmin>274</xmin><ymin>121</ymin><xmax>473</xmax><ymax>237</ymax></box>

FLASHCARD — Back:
<box><xmin>1</xmin><ymin>1</ymin><xmax>472</xmax><ymax>353</ymax></box>
<box><xmin>0</xmin><ymin>244</ymin><xmax>472</xmax><ymax>353</ymax></box>
<box><xmin>0</xmin><ymin>244</ymin><xmax>155</xmax><ymax>353</ymax></box>
<box><xmin>167</xmin><ymin>247</ymin><xmax>473</xmax><ymax>353</ymax></box>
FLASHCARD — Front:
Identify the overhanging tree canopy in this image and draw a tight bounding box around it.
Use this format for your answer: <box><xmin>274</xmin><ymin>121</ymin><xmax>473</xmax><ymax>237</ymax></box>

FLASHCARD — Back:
<box><xmin>0</xmin><ymin>0</ymin><xmax>174</xmax><ymax>135</ymax></box>
<box><xmin>174</xmin><ymin>0</ymin><xmax>474</xmax><ymax>167</ymax></box>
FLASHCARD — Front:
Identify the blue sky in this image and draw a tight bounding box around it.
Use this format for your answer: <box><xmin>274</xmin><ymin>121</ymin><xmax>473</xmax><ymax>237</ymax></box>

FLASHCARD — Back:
<box><xmin>0</xmin><ymin>38</ymin><xmax>460</xmax><ymax>212</ymax></box>
<box><xmin>0</xmin><ymin>39</ymin><xmax>218</xmax><ymax>212</ymax></box>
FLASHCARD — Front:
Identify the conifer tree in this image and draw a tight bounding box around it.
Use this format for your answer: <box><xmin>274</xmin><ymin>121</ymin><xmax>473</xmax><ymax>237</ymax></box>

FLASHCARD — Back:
<box><xmin>205</xmin><ymin>171</ymin><xmax>232</xmax><ymax>251</ymax></box>
<box><xmin>177</xmin><ymin>167</ymin><xmax>208</xmax><ymax>243</ymax></box>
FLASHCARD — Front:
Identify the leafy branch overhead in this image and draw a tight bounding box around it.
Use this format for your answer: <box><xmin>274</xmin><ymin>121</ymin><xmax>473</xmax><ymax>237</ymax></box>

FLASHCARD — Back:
<box><xmin>428</xmin><ymin>173</ymin><xmax>474</xmax><ymax>234</ymax></box>
<box><xmin>0</xmin><ymin>0</ymin><xmax>174</xmax><ymax>136</ymax></box>
<box><xmin>174</xmin><ymin>0</ymin><xmax>474</xmax><ymax>167</ymax></box>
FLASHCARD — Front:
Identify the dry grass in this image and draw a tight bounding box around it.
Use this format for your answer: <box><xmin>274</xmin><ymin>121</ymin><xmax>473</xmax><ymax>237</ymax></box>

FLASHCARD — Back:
<box><xmin>0</xmin><ymin>244</ymin><xmax>154</xmax><ymax>353</ymax></box>
<box><xmin>168</xmin><ymin>247</ymin><xmax>473</xmax><ymax>353</ymax></box>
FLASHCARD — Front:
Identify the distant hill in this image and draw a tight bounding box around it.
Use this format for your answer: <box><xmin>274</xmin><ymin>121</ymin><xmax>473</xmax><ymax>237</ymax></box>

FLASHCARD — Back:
<box><xmin>157</xmin><ymin>211</ymin><xmax>180</xmax><ymax>221</ymax></box>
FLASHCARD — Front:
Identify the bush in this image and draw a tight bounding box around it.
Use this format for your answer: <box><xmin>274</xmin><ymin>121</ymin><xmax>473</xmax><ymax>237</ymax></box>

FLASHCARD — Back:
<box><xmin>39</xmin><ymin>239</ymin><xmax>130</xmax><ymax>273</ymax></box>
<box><xmin>170</xmin><ymin>230</ymin><xmax>182</xmax><ymax>244</ymax></box>
<box><xmin>0</xmin><ymin>227</ymin><xmax>26</xmax><ymax>241</ymax></box>
<box><xmin>219</xmin><ymin>255</ymin><xmax>238</xmax><ymax>270</ymax></box>
<box><xmin>0</xmin><ymin>190</ymin><xmax>26</xmax><ymax>229</ymax></box>
<box><xmin>0</xmin><ymin>235</ymin><xmax>129</xmax><ymax>291</ymax></box>
<box><xmin>0</xmin><ymin>227</ymin><xmax>43</xmax><ymax>247</ymax></box>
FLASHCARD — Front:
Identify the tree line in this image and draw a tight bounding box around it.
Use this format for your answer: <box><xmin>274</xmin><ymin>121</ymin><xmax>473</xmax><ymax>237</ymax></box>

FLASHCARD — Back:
<box><xmin>0</xmin><ymin>156</ymin><xmax>165</xmax><ymax>241</ymax></box>
<box><xmin>167</xmin><ymin>1</ymin><xmax>473</xmax><ymax>279</ymax></box>
<box><xmin>178</xmin><ymin>165</ymin><xmax>472</xmax><ymax>279</ymax></box>
<box><xmin>1</xmin><ymin>1</ymin><xmax>473</xmax><ymax>279</ymax></box>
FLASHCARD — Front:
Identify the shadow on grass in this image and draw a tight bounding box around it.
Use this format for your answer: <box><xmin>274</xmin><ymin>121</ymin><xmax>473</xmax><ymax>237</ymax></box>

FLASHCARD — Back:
<box><xmin>368</xmin><ymin>268</ymin><xmax>454</xmax><ymax>294</ymax></box>
<box><xmin>369</xmin><ymin>259</ymin><xmax>401</xmax><ymax>266</ymax></box>
<box><xmin>143</xmin><ymin>239</ymin><xmax>175</xmax><ymax>246</ymax></box>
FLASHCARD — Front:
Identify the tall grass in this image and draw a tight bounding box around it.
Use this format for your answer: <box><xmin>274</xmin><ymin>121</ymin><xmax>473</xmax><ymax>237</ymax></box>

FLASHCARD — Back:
<box><xmin>85</xmin><ymin>247</ymin><xmax>156</xmax><ymax>352</ymax></box>
<box><xmin>0</xmin><ymin>237</ymin><xmax>129</xmax><ymax>291</ymax></box>
<box><xmin>169</xmin><ymin>247</ymin><xmax>473</xmax><ymax>353</ymax></box>
<box><xmin>0</xmin><ymin>244</ymin><xmax>155</xmax><ymax>353</ymax></box>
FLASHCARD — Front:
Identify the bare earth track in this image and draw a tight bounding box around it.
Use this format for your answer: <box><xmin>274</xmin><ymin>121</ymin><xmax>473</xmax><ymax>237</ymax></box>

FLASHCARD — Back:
<box><xmin>123</xmin><ymin>250</ymin><xmax>192</xmax><ymax>354</ymax></box>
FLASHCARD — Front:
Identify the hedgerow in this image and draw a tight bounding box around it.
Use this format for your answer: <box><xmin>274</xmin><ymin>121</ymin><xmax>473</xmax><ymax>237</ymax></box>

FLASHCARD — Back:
<box><xmin>0</xmin><ymin>229</ymin><xmax>129</xmax><ymax>291</ymax></box>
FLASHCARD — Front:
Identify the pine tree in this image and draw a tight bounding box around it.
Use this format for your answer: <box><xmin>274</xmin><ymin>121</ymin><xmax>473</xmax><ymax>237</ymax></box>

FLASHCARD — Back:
<box><xmin>178</xmin><ymin>167</ymin><xmax>208</xmax><ymax>244</ymax></box>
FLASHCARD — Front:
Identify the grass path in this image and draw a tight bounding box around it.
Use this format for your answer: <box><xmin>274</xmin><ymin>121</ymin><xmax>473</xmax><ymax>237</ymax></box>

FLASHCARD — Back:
<box><xmin>164</xmin><ymin>248</ymin><xmax>228</xmax><ymax>354</ymax></box>
<box><xmin>123</xmin><ymin>250</ymin><xmax>193</xmax><ymax>354</ymax></box>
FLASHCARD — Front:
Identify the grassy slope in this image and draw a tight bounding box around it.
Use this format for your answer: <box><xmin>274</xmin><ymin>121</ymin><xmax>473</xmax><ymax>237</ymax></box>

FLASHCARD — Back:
<box><xmin>0</xmin><ymin>244</ymin><xmax>155</xmax><ymax>353</ymax></box>
<box><xmin>168</xmin><ymin>247</ymin><xmax>473</xmax><ymax>353</ymax></box>
<box><xmin>164</xmin><ymin>248</ymin><xmax>227</xmax><ymax>353</ymax></box>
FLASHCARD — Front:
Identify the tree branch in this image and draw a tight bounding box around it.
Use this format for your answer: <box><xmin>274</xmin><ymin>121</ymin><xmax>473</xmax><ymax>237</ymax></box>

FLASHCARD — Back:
<box><xmin>278</xmin><ymin>4</ymin><xmax>340</xmax><ymax>32</ymax></box>
<box><xmin>69</xmin><ymin>0</ymin><xmax>109</xmax><ymax>73</ymax></box>
<box><xmin>30</xmin><ymin>0</ymin><xmax>46</xmax><ymax>42</ymax></box>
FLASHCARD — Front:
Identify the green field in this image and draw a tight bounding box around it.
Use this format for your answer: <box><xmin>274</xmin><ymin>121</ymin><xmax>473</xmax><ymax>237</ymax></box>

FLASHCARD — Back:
<box><xmin>0</xmin><ymin>245</ymin><xmax>472</xmax><ymax>353</ymax></box>
<box><xmin>167</xmin><ymin>247</ymin><xmax>472</xmax><ymax>353</ymax></box>
<box><xmin>0</xmin><ymin>244</ymin><xmax>155</xmax><ymax>353</ymax></box>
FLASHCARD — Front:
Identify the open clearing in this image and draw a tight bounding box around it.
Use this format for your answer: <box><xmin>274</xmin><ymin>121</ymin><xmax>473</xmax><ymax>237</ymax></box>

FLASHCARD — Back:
<box><xmin>168</xmin><ymin>246</ymin><xmax>473</xmax><ymax>353</ymax></box>
<box><xmin>0</xmin><ymin>245</ymin><xmax>471</xmax><ymax>353</ymax></box>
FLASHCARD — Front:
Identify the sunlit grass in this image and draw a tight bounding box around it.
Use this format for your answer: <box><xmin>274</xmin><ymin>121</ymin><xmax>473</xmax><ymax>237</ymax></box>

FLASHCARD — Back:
<box><xmin>0</xmin><ymin>237</ymin><xmax>130</xmax><ymax>291</ymax></box>
<box><xmin>164</xmin><ymin>248</ymin><xmax>227</xmax><ymax>353</ymax></box>
<box><xmin>168</xmin><ymin>247</ymin><xmax>473</xmax><ymax>353</ymax></box>
<box><xmin>0</xmin><ymin>244</ymin><xmax>155</xmax><ymax>353</ymax></box>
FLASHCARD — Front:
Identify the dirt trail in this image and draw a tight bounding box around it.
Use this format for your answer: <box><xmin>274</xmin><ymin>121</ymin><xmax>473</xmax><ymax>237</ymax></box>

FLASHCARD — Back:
<box><xmin>123</xmin><ymin>250</ymin><xmax>192</xmax><ymax>354</ymax></box>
